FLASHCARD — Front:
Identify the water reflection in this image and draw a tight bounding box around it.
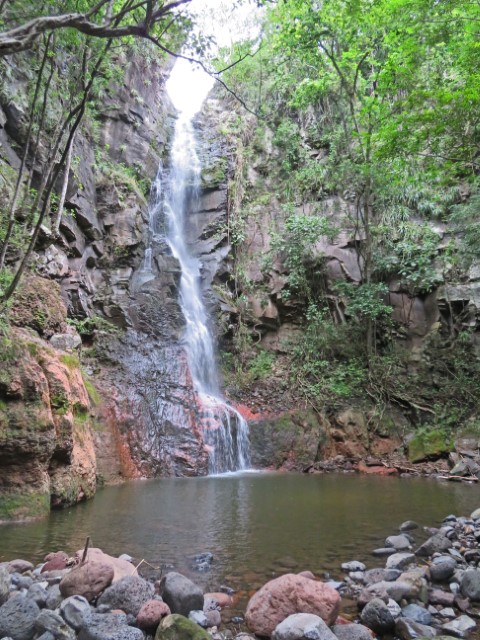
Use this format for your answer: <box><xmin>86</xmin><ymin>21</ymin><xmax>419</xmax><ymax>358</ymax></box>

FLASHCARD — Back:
<box><xmin>1</xmin><ymin>474</ymin><xmax>478</xmax><ymax>595</ymax></box>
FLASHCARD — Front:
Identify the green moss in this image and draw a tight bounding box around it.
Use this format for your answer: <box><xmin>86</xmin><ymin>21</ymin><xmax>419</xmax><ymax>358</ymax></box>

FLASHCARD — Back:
<box><xmin>51</xmin><ymin>393</ymin><xmax>69</xmax><ymax>415</ymax></box>
<box><xmin>60</xmin><ymin>354</ymin><xmax>80</xmax><ymax>369</ymax></box>
<box><xmin>0</xmin><ymin>491</ymin><xmax>50</xmax><ymax>522</ymax></box>
<box><xmin>156</xmin><ymin>615</ymin><xmax>210</xmax><ymax>640</ymax></box>
<box><xmin>82</xmin><ymin>373</ymin><xmax>100</xmax><ymax>405</ymax></box>
<box><xmin>408</xmin><ymin>429</ymin><xmax>454</xmax><ymax>463</ymax></box>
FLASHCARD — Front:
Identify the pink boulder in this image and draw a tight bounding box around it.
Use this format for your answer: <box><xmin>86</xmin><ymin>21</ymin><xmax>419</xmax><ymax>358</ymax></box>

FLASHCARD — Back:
<box><xmin>42</xmin><ymin>551</ymin><xmax>69</xmax><ymax>572</ymax></box>
<box><xmin>59</xmin><ymin>561</ymin><xmax>114</xmax><ymax>602</ymax></box>
<box><xmin>74</xmin><ymin>548</ymin><xmax>137</xmax><ymax>583</ymax></box>
<box><xmin>204</xmin><ymin>592</ymin><xmax>233</xmax><ymax>609</ymax></box>
<box><xmin>137</xmin><ymin>599</ymin><xmax>171</xmax><ymax>630</ymax></box>
<box><xmin>245</xmin><ymin>574</ymin><xmax>341</xmax><ymax>637</ymax></box>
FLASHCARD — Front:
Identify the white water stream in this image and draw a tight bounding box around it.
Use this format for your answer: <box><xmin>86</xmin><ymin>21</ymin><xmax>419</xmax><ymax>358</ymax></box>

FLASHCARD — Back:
<box><xmin>140</xmin><ymin>57</ymin><xmax>251</xmax><ymax>474</ymax></box>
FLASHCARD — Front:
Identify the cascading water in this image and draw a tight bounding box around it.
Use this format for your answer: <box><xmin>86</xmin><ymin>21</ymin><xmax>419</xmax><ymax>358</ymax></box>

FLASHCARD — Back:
<box><xmin>154</xmin><ymin>61</ymin><xmax>250</xmax><ymax>475</ymax></box>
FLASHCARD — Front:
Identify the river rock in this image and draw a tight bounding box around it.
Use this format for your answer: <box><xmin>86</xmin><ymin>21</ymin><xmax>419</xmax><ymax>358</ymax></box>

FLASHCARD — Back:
<box><xmin>399</xmin><ymin>521</ymin><xmax>419</xmax><ymax>532</ymax></box>
<box><xmin>0</xmin><ymin>596</ymin><xmax>40</xmax><ymax>640</ymax></box>
<box><xmin>0</xmin><ymin>565</ymin><xmax>10</xmax><ymax>605</ymax></box>
<box><xmin>204</xmin><ymin>610</ymin><xmax>221</xmax><ymax>627</ymax></box>
<box><xmin>401</xmin><ymin>603</ymin><xmax>432</xmax><ymax>625</ymax></box>
<box><xmin>372</xmin><ymin>548</ymin><xmax>396</xmax><ymax>557</ymax></box>
<box><xmin>76</xmin><ymin>549</ymin><xmax>137</xmax><ymax>583</ymax></box>
<box><xmin>360</xmin><ymin>598</ymin><xmax>395</xmax><ymax>634</ymax></box>
<box><xmin>395</xmin><ymin>617</ymin><xmax>436</xmax><ymax>640</ymax></box>
<box><xmin>470</xmin><ymin>508</ymin><xmax>480</xmax><ymax>520</ymax></box>
<box><xmin>460</xmin><ymin>569</ymin><xmax>480</xmax><ymax>601</ymax></box>
<box><xmin>365</xmin><ymin>580</ymin><xmax>412</xmax><ymax>602</ymax></box>
<box><xmin>364</xmin><ymin>568</ymin><xmax>400</xmax><ymax>585</ymax></box>
<box><xmin>59</xmin><ymin>562</ymin><xmax>114</xmax><ymax>602</ymax></box>
<box><xmin>245</xmin><ymin>574</ymin><xmax>341</xmax><ymax>637</ymax></box>
<box><xmin>155</xmin><ymin>613</ymin><xmax>210</xmax><ymax>640</ymax></box>
<box><xmin>137</xmin><ymin>600</ymin><xmax>171</xmax><ymax>630</ymax></box>
<box><xmin>430</xmin><ymin>556</ymin><xmax>457</xmax><ymax>582</ymax></box>
<box><xmin>272</xmin><ymin>613</ymin><xmax>337</xmax><ymax>640</ymax></box>
<box><xmin>46</xmin><ymin>584</ymin><xmax>63</xmax><ymax>610</ymax></box>
<box><xmin>159</xmin><ymin>573</ymin><xmax>203</xmax><ymax>617</ymax></box>
<box><xmin>385</xmin><ymin>553</ymin><xmax>415</xmax><ymax>570</ymax></box>
<box><xmin>332</xmin><ymin>623</ymin><xmax>373</xmax><ymax>640</ymax></box>
<box><xmin>27</xmin><ymin>583</ymin><xmax>48</xmax><ymax>607</ymax></box>
<box><xmin>35</xmin><ymin>609</ymin><xmax>75</xmax><ymax>640</ymax></box>
<box><xmin>416</xmin><ymin>533</ymin><xmax>451</xmax><ymax>557</ymax></box>
<box><xmin>59</xmin><ymin>595</ymin><xmax>91</xmax><ymax>631</ymax></box>
<box><xmin>441</xmin><ymin>615</ymin><xmax>476</xmax><ymax>638</ymax></box>
<box><xmin>7</xmin><ymin>561</ymin><xmax>34</xmax><ymax>574</ymax></box>
<box><xmin>188</xmin><ymin>611</ymin><xmax>208</xmax><ymax>628</ymax></box>
<box><xmin>78</xmin><ymin>612</ymin><xmax>143</xmax><ymax>640</ymax></box>
<box><xmin>385</xmin><ymin>535</ymin><xmax>411</xmax><ymax>551</ymax></box>
<box><xmin>204</xmin><ymin>592</ymin><xmax>233</xmax><ymax>609</ymax></box>
<box><xmin>429</xmin><ymin>589</ymin><xmax>455</xmax><ymax>606</ymax></box>
<box><xmin>97</xmin><ymin>575</ymin><xmax>154</xmax><ymax>616</ymax></box>
<box><xmin>42</xmin><ymin>553</ymin><xmax>69</xmax><ymax>573</ymax></box>
<box><xmin>341</xmin><ymin>562</ymin><xmax>366</xmax><ymax>572</ymax></box>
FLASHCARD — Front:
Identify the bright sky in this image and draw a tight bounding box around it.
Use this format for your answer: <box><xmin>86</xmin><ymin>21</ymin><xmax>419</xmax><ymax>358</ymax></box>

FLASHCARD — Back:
<box><xmin>166</xmin><ymin>0</ymin><xmax>260</xmax><ymax>116</ymax></box>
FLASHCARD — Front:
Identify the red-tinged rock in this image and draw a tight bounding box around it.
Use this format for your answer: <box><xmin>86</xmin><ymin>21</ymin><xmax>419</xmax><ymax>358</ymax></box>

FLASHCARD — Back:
<box><xmin>245</xmin><ymin>573</ymin><xmax>341</xmax><ymax>637</ymax></box>
<box><xmin>204</xmin><ymin>592</ymin><xmax>233</xmax><ymax>609</ymax></box>
<box><xmin>137</xmin><ymin>600</ymin><xmax>171</xmax><ymax>629</ymax></box>
<box><xmin>7</xmin><ymin>559</ymin><xmax>34</xmax><ymax>574</ymax></box>
<box><xmin>74</xmin><ymin>548</ymin><xmax>137</xmax><ymax>582</ymax></box>
<box><xmin>42</xmin><ymin>551</ymin><xmax>69</xmax><ymax>572</ymax></box>
<box><xmin>59</xmin><ymin>561</ymin><xmax>114</xmax><ymax>602</ymax></box>
<box><xmin>357</xmin><ymin>462</ymin><xmax>398</xmax><ymax>476</ymax></box>
<box><xmin>335</xmin><ymin>617</ymin><xmax>352</xmax><ymax>625</ymax></box>
<box><xmin>298</xmin><ymin>571</ymin><xmax>316</xmax><ymax>580</ymax></box>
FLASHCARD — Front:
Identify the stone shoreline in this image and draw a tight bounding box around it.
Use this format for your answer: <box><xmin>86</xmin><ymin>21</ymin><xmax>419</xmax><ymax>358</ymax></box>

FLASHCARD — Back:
<box><xmin>1</xmin><ymin>506</ymin><xmax>480</xmax><ymax>640</ymax></box>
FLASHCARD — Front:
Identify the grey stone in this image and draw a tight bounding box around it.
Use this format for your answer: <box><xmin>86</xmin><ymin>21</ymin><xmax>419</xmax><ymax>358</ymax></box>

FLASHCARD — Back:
<box><xmin>26</xmin><ymin>583</ymin><xmax>48</xmax><ymax>607</ymax></box>
<box><xmin>341</xmin><ymin>561</ymin><xmax>366</xmax><ymax>572</ymax></box>
<box><xmin>349</xmin><ymin>572</ymin><xmax>365</xmax><ymax>583</ymax></box>
<box><xmin>441</xmin><ymin>615</ymin><xmax>476</xmax><ymax>638</ymax></box>
<box><xmin>430</xmin><ymin>556</ymin><xmax>457</xmax><ymax>582</ymax></box>
<box><xmin>385</xmin><ymin>535</ymin><xmax>412</xmax><ymax>551</ymax></box>
<box><xmin>0</xmin><ymin>596</ymin><xmax>40</xmax><ymax>640</ymax></box>
<box><xmin>332</xmin><ymin>624</ymin><xmax>373</xmax><ymax>640</ymax></box>
<box><xmin>387</xmin><ymin>599</ymin><xmax>402</xmax><ymax>619</ymax></box>
<box><xmin>159</xmin><ymin>572</ymin><xmax>203</xmax><ymax>617</ymax></box>
<box><xmin>13</xmin><ymin>576</ymin><xmax>33</xmax><ymax>590</ymax></box>
<box><xmin>7</xmin><ymin>561</ymin><xmax>34</xmax><ymax>575</ymax></box>
<box><xmin>402</xmin><ymin>604</ymin><xmax>432</xmax><ymax>625</ymax></box>
<box><xmin>37</xmin><ymin>633</ymin><xmax>55</xmax><ymax>640</ymax></box>
<box><xmin>272</xmin><ymin>613</ymin><xmax>337</xmax><ymax>640</ymax></box>
<box><xmin>59</xmin><ymin>595</ymin><xmax>91</xmax><ymax>631</ymax></box>
<box><xmin>118</xmin><ymin>555</ymin><xmax>133</xmax><ymax>563</ymax></box>
<box><xmin>188</xmin><ymin>611</ymin><xmax>208</xmax><ymax>628</ymax></box>
<box><xmin>35</xmin><ymin>609</ymin><xmax>75</xmax><ymax>640</ymax></box>
<box><xmin>204</xmin><ymin>610</ymin><xmax>221</xmax><ymax>627</ymax></box>
<box><xmin>364</xmin><ymin>568</ymin><xmax>400</xmax><ymax>585</ymax></box>
<box><xmin>461</xmin><ymin>570</ymin><xmax>480</xmax><ymax>601</ymax></box>
<box><xmin>366</xmin><ymin>580</ymin><xmax>412</xmax><ymax>602</ymax></box>
<box><xmin>470</xmin><ymin>508</ymin><xmax>480</xmax><ymax>520</ymax></box>
<box><xmin>78</xmin><ymin>612</ymin><xmax>144</xmax><ymax>640</ymax></box>
<box><xmin>372</xmin><ymin>548</ymin><xmax>396</xmax><ymax>557</ymax></box>
<box><xmin>385</xmin><ymin>553</ymin><xmax>415</xmax><ymax>570</ymax></box>
<box><xmin>400</xmin><ymin>521</ymin><xmax>419</xmax><ymax>532</ymax></box>
<box><xmin>360</xmin><ymin>598</ymin><xmax>395</xmax><ymax>634</ymax></box>
<box><xmin>416</xmin><ymin>533</ymin><xmax>451</xmax><ymax>557</ymax></box>
<box><xmin>97</xmin><ymin>575</ymin><xmax>154</xmax><ymax>616</ymax></box>
<box><xmin>395</xmin><ymin>618</ymin><xmax>437</xmax><ymax>640</ymax></box>
<box><xmin>439</xmin><ymin>608</ymin><xmax>456</xmax><ymax>618</ymax></box>
<box><xmin>49</xmin><ymin>333</ymin><xmax>82</xmax><ymax>352</ymax></box>
<box><xmin>429</xmin><ymin>589</ymin><xmax>455</xmax><ymax>606</ymax></box>
<box><xmin>0</xmin><ymin>565</ymin><xmax>10</xmax><ymax>605</ymax></box>
<box><xmin>46</xmin><ymin>584</ymin><xmax>63</xmax><ymax>610</ymax></box>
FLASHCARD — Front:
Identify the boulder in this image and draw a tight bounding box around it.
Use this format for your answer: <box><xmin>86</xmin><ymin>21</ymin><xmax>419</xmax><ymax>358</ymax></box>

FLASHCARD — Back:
<box><xmin>96</xmin><ymin>575</ymin><xmax>154</xmax><ymax>616</ymax></box>
<box><xmin>430</xmin><ymin>556</ymin><xmax>457</xmax><ymax>582</ymax></box>
<box><xmin>0</xmin><ymin>565</ymin><xmax>10</xmax><ymax>605</ymax></box>
<box><xmin>272</xmin><ymin>613</ymin><xmax>337</xmax><ymax>640</ymax></box>
<box><xmin>245</xmin><ymin>574</ymin><xmax>341</xmax><ymax>637</ymax></box>
<box><xmin>416</xmin><ymin>533</ymin><xmax>451</xmax><ymax>557</ymax></box>
<box><xmin>78</xmin><ymin>612</ymin><xmax>144</xmax><ymax>640</ymax></box>
<box><xmin>35</xmin><ymin>609</ymin><xmax>75</xmax><ymax>640</ymax></box>
<box><xmin>137</xmin><ymin>600</ymin><xmax>171</xmax><ymax>630</ymax></box>
<box><xmin>332</xmin><ymin>623</ymin><xmax>373</xmax><ymax>640</ymax></box>
<box><xmin>441</xmin><ymin>615</ymin><xmax>476</xmax><ymax>639</ymax></box>
<box><xmin>59</xmin><ymin>561</ymin><xmax>114</xmax><ymax>602</ymax></box>
<box><xmin>159</xmin><ymin>573</ymin><xmax>203</xmax><ymax>617</ymax></box>
<box><xmin>401</xmin><ymin>603</ymin><xmax>432</xmax><ymax>625</ymax></box>
<box><xmin>395</xmin><ymin>617</ymin><xmax>437</xmax><ymax>640</ymax></box>
<box><xmin>27</xmin><ymin>583</ymin><xmax>48</xmax><ymax>607</ymax></box>
<box><xmin>42</xmin><ymin>552</ymin><xmax>69</xmax><ymax>573</ymax></box>
<box><xmin>155</xmin><ymin>613</ymin><xmax>210</xmax><ymax>640</ymax></box>
<box><xmin>360</xmin><ymin>598</ymin><xmax>395</xmax><ymax>634</ymax></box>
<box><xmin>75</xmin><ymin>549</ymin><xmax>137</xmax><ymax>583</ymax></box>
<box><xmin>385</xmin><ymin>553</ymin><xmax>415</xmax><ymax>570</ymax></box>
<box><xmin>460</xmin><ymin>569</ymin><xmax>480</xmax><ymax>601</ymax></box>
<box><xmin>59</xmin><ymin>595</ymin><xmax>91</xmax><ymax>631</ymax></box>
<box><xmin>0</xmin><ymin>596</ymin><xmax>40</xmax><ymax>640</ymax></box>
<box><xmin>7</xmin><ymin>561</ymin><xmax>34</xmax><ymax>574</ymax></box>
<box><xmin>385</xmin><ymin>535</ymin><xmax>411</xmax><ymax>551</ymax></box>
<box><xmin>364</xmin><ymin>569</ymin><xmax>400</xmax><ymax>585</ymax></box>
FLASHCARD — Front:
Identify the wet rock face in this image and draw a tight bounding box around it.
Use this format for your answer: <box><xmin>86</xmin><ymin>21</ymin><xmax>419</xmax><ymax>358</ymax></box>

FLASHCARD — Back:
<box><xmin>0</xmin><ymin>325</ymin><xmax>96</xmax><ymax>521</ymax></box>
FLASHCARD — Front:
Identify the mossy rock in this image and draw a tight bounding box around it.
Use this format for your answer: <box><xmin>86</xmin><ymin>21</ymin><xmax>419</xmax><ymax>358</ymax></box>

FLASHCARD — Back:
<box><xmin>0</xmin><ymin>491</ymin><xmax>50</xmax><ymax>522</ymax></box>
<box><xmin>155</xmin><ymin>614</ymin><xmax>210</xmax><ymax>640</ymax></box>
<box><xmin>408</xmin><ymin>429</ymin><xmax>454</xmax><ymax>463</ymax></box>
<box><xmin>9</xmin><ymin>276</ymin><xmax>67</xmax><ymax>337</ymax></box>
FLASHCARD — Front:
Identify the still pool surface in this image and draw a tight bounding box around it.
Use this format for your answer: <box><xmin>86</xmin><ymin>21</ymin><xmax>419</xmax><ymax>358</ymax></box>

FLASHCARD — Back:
<box><xmin>0</xmin><ymin>473</ymin><xmax>478</xmax><ymax>603</ymax></box>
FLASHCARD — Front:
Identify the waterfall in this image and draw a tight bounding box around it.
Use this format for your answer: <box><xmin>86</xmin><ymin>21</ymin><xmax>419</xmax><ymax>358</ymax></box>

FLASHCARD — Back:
<box><xmin>156</xmin><ymin>61</ymin><xmax>250</xmax><ymax>475</ymax></box>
